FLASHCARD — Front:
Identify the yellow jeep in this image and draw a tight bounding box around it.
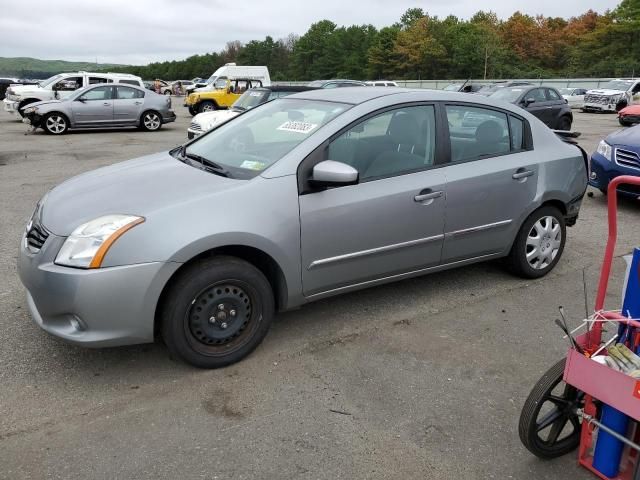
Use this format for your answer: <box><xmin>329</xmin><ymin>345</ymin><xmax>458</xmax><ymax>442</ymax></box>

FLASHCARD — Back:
<box><xmin>184</xmin><ymin>78</ymin><xmax>263</xmax><ymax>115</ymax></box>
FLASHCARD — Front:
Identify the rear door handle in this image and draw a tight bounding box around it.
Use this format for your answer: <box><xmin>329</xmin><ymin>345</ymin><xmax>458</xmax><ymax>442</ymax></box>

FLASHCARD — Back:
<box><xmin>103</xmin><ymin>102</ymin><xmax>111</xmax><ymax>106</ymax></box>
<box><xmin>414</xmin><ymin>190</ymin><xmax>443</xmax><ymax>204</ymax></box>
<box><xmin>512</xmin><ymin>170</ymin><xmax>534</xmax><ymax>180</ymax></box>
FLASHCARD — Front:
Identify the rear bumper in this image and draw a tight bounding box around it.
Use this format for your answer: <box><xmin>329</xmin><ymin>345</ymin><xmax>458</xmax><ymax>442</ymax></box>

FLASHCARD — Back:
<box><xmin>162</xmin><ymin>110</ymin><xmax>176</xmax><ymax>124</ymax></box>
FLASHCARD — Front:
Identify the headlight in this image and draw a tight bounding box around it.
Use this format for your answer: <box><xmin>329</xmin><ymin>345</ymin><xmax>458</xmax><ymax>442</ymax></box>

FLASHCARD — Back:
<box><xmin>596</xmin><ymin>140</ymin><xmax>612</xmax><ymax>161</ymax></box>
<box><xmin>23</xmin><ymin>106</ymin><xmax>37</xmax><ymax>114</ymax></box>
<box><xmin>55</xmin><ymin>215</ymin><xmax>144</xmax><ymax>268</ymax></box>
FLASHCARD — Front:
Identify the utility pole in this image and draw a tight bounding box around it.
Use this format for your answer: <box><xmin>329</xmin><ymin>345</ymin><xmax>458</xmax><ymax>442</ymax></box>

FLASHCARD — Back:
<box><xmin>484</xmin><ymin>45</ymin><xmax>488</xmax><ymax>80</ymax></box>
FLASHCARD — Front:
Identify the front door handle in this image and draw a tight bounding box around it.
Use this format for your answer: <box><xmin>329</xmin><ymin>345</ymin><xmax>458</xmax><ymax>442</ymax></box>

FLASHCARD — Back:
<box><xmin>512</xmin><ymin>170</ymin><xmax>534</xmax><ymax>180</ymax></box>
<box><xmin>103</xmin><ymin>102</ymin><xmax>111</xmax><ymax>106</ymax></box>
<box><xmin>414</xmin><ymin>190</ymin><xmax>443</xmax><ymax>204</ymax></box>
<box><xmin>135</xmin><ymin>101</ymin><xmax>143</xmax><ymax>105</ymax></box>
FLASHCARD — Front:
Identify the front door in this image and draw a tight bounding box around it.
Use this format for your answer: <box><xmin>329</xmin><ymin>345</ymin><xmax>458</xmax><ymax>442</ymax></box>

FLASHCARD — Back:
<box><xmin>113</xmin><ymin>86</ymin><xmax>145</xmax><ymax>124</ymax></box>
<box><xmin>70</xmin><ymin>85</ymin><xmax>114</xmax><ymax>126</ymax></box>
<box><xmin>522</xmin><ymin>88</ymin><xmax>553</xmax><ymax>125</ymax></box>
<box><xmin>442</xmin><ymin>104</ymin><xmax>538</xmax><ymax>263</ymax></box>
<box><xmin>299</xmin><ymin>105</ymin><xmax>446</xmax><ymax>297</ymax></box>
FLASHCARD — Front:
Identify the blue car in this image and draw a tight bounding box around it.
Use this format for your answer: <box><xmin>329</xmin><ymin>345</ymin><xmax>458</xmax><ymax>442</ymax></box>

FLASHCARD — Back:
<box><xmin>590</xmin><ymin>126</ymin><xmax>640</xmax><ymax>196</ymax></box>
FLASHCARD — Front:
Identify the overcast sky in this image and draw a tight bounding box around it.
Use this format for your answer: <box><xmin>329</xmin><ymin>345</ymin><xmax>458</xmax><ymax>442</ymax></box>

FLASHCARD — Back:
<box><xmin>0</xmin><ymin>0</ymin><xmax>621</xmax><ymax>65</ymax></box>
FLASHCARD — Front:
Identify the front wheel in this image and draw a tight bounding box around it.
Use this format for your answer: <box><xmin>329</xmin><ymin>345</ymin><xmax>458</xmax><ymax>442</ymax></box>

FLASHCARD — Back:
<box><xmin>161</xmin><ymin>256</ymin><xmax>275</xmax><ymax>368</ymax></box>
<box><xmin>140</xmin><ymin>111</ymin><xmax>162</xmax><ymax>131</ymax></box>
<box><xmin>506</xmin><ymin>206</ymin><xmax>566</xmax><ymax>278</ymax></box>
<box><xmin>42</xmin><ymin>112</ymin><xmax>69</xmax><ymax>135</ymax></box>
<box><xmin>199</xmin><ymin>101</ymin><xmax>216</xmax><ymax>113</ymax></box>
<box><xmin>557</xmin><ymin>116</ymin><xmax>572</xmax><ymax>131</ymax></box>
<box><xmin>164</xmin><ymin>90</ymin><xmax>171</xmax><ymax>96</ymax></box>
<box><xmin>619</xmin><ymin>117</ymin><xmax>632</xmax><ymax>127</ymax></box>
<box><xmin>519</xmin><ymin>358</ymin><xmax>583</xmax><ymax>459</ymax></box>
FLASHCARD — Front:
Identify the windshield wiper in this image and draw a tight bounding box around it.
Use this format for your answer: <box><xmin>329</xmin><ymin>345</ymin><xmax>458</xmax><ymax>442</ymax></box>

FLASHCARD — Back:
<box><xmin>179</xmin><ymin>146</ymin><xmax>230</xmax><ymax>177</ymax></box>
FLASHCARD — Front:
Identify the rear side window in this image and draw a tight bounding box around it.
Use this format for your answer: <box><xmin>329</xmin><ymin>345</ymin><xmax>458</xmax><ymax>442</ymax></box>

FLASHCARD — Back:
<box><xmin>116</xmin><ymin>86</ymin><xmax>144</xmax><ymax>99</ymax></box>
<box><xmin>327</xmin><ymin>105</ymin><xmax>437</xmax><ymax>181</ymax></box>
<box><xmin>446</xmin><ymin>105</ymin><xmax>511</xmax><ymax>162</ymax></box>
<box><xmin>509</xmin><ymin>115</ymin><xmax>525</xmax><ymax>151</ymax></box>
<box><xmin>89</xmin><ymin>77</ymin><xmax>111</xmax><ymax>84</ymax></box>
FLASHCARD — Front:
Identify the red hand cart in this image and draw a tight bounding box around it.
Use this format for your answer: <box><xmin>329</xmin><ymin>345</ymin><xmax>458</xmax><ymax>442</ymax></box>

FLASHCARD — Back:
<box><xmin>520</xmin><ymin>176</ymin><xmax>640</xmax><ymax>478</ymax></box>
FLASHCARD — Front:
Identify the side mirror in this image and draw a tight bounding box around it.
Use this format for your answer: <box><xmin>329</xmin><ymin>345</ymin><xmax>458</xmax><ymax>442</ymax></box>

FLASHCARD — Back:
<box><xmin>76</xmin><ymin>97</ymin><xmax>86</xmax><ymax>102</ymax></box>
<box><xmin>523</xmin><ymin>98</ymin><xmax>535</xmax><ymax>107</ymax></box>
<box><xmin>310</xmin><ymin>160</ymin><xmax>358</xmax><ymax>188</ymax></box>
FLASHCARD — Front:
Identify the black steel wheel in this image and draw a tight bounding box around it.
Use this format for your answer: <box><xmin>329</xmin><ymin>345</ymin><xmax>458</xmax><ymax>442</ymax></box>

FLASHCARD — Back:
<box><xmin>161</xmin><ymin>256</ymin><xmax>274</xmax><ymax>368</ymax></box>
<box><xmin>519</xmin><ymin>358</ymin><xmax>584</xmax><ymax>459</ymax></box>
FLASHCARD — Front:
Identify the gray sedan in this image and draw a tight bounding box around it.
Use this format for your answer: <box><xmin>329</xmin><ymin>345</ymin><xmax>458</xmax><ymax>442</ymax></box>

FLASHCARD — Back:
<box><xmin>21</xmin><ymin>83</ymin><xmax>176</xmax><ymax>134</ymax></box>
<box><xmin>18</xmin><ymin>88</ymin><xmax>588</xmax><ymax>368</ymax></box>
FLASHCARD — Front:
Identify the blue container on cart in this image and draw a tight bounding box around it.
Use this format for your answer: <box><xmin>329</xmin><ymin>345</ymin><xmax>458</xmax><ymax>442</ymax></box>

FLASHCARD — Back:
<box><xmin>593</xmin><ymin>248</ymin><xmax>640</xmax><ymax>477</ymax></box>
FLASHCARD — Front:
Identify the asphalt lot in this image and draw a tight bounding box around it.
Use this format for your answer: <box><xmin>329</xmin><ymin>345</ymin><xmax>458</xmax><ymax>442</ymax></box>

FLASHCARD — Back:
<box><xmin>1</xmin><ymin>101</ymin><xmax>640</xmax><ymax>480</ymax></box>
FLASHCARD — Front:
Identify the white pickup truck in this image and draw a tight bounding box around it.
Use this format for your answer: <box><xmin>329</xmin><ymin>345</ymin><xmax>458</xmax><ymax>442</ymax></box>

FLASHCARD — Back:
<box><xmin>3</xmin><ymin>71</ymin><xmax>143</xmax><ymax>117</ymax></box>
<box><xmin>583</xmin><ymin>78</ymin><xmax>640</xmax><ymax>113</ymax></box>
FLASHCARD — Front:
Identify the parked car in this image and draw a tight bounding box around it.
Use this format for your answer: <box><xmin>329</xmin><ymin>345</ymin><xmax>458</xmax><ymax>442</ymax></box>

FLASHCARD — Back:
<box><xmin>194</xmin><ymin>64</ymin><xmax>271</xmax><ymax>94</ymax></box>
<box><xmin>443</xmin><ymin>82</ymin><xmax>487</xmax><ymax>93</ymax></box>
<box><xmin>21</xmin><ymin>83</ymin><xmax>175</xmax><ymax>134</ymax></box>
<box><xmin>618</xmin><ymin>105</ymin><xmax>640</xmax><ymax>126</ymax></box>
<box><xmin>583</xmin><ymin>79</ymin><xmax>640</xmax><ymax>113</ymax></box>
<box><xmin>184</xmin><ymin>78</ymin><xmax>263</xmax><ymax>115</ymax></box>
<box><xmin>558</xmin><ymin>87</ymin><xmax>587</xmax><ymax>109</ymax></box>
<box><xmin>365</xmin><ymin>80</ymin><xmax>399</xmax><ymax>87</ymax></box>
<box><xmin>589</xmin><ymin>126</ymin><xmax>640</xmax><ymax>196</ymax></box>
<box><xmin>0</xmin><ymin>77</ymin><xmax>18</xmax><ymax>100</ymax></box>
<box><xmin>476</xmin><ymin>81</ymin><xmax>533</xmax><ymax>96</ymax></box>
<box><xmin>185</xmin><ymin>78</ymin><xmax>207</xmax><ymax>94</ymax></box>
<box><xmin>308</xmin><ymin>79</ymin><xmax>367</xmax><ymax>88</ymax></box>
<box><xmin>17</xmin><ymin>88</ymin><xmax>587</xmax><ymax>368</ymax></box>
<box><xmin>489</xmin><ymin>85</ymin><xmax>573</xmax><ymax>130</ymax></box>
<box><xmin>161</xmin><ymin>80</ymin><xmax>194</xmax><ymax>95</ymax></box>
<box><xmin>3</xmin><ymin>71</ymin><xmax>144</xmax><ymax>117</ymax></box>
<box><xmin>187</xmin><ymin>85</ymin><xmax>317</xmax><ymax>139</ymax></box>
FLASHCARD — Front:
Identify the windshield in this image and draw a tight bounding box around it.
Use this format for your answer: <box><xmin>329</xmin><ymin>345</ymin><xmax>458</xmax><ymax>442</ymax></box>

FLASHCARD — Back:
<box><xmin>444</xmin><ymin>84</ymin><xmax>462</xmax><ymax>91</ymax></box>
<box><xmin>205</xmin><ymin>74</ymin><xmax>218</xmax><ymax>84</ymax></box>
<box><xmin>232</xmin><ymin>89</ymin><xmax>270</xmax><ymax>111</ymax></box>
<box><xmin>601</xmin><ymin>80</ymin><xmax>634</xmax><ymax>91</ymax></box>
<box><xmin>182</xmin><ymin>98</ymin><xmax>350</xmax><ymax>179</ymax></box>
<box><xmin>559</xmin><ymin>88</ymin><xmax>573</xmax><ymax>95</ymax></box>
<box><xmin>489</xmin><ymin>87</ymin><xmax>525</xmax><ymax>102</ymax></box>
<box><xmin>308</xmin><ymin>80</ymin><xmax>325</xmax><ymax>87</ymax></box>
<box><xmin>478</xmin><ymin>84</ymin><xmax>506</xmax><ymax>93</ymax></box>
<box><xmin>39</xmin><ymin>74</ymin><xmax>63</xmax><ymax>88</ymax></box>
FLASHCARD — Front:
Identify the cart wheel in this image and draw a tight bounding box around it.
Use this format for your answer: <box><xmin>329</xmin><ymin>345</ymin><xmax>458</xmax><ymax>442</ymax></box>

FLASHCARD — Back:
<box><xmin>519</xmin><ymin>358</ymin><xmax>584</xmax><ymax>459</ymax></box>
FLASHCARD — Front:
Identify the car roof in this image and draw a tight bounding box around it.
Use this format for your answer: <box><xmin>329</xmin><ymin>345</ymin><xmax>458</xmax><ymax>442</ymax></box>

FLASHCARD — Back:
<box><xmin>253</xmin><ymin>85</ymin><xmax>318</xmax><ymax>93</ymax></box>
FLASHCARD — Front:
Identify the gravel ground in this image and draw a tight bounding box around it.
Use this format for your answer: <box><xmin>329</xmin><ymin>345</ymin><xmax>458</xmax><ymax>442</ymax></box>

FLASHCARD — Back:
<box><xmin>1</xmin><ymin>102</ymin><xmax>639</xmax><ymax>479</ymax></box>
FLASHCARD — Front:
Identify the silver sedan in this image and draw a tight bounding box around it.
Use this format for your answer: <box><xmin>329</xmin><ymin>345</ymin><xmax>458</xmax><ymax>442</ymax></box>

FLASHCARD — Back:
<box><xmin>21</xmin><ymin>83</ymin><xmax>176</xmax><ymax>134</ymax></box>
<box><xmin>18</xmin><ymin>88</ymin><xmax>588</xmax><ymax>368</ymax></box>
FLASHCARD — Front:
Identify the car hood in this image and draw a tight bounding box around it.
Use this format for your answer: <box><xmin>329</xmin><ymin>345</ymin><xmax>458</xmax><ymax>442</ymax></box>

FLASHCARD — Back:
<box><xmin>23</xmin><ymin>99</ymin><xmax>62</xmax><ymax>110</ymax></box>
<box><xmin>619</xmin><ymin>105</ymin><xmax>640</xmax><ymax>115</ymax></box>
<box><xmin>193</xmin><ymin>110</ymin><xmax>238</xmax><ymax>126</ymax></box>
<box><xmin>7</xmin><ymin>84</ymin><xmax>44</xmax><ymax>96</ymax></box>
<box><xmin>606</xmin><ymin>126</ymin><xmax>640</xmax><ymax>148</ymax></box>
<box><xmin>40</xmin><ymin>151</ymin><xmax>240</xmax><ymax>236</ymax></box>
<box><xmin>587</xmin><ymin>89</ymin><xmax>626</xmax><ymax>96</ymax></box>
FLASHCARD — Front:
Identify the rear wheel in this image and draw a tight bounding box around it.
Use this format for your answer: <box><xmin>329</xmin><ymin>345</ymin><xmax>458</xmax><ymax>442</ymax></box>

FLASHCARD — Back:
<box><xmin>506</xmin><ymin>206</ymin><xmax>566</xmax><ymax>278</ymax></box>
<box><xmin>161</xmin><ymin>256</ymin><xmax>275</xmax><ymax>368</ymax></box>
<box><xmin>140</xmin><ymin>110</ymin><xmax>162</xmax><ymax>131</ymax></box>
<box><xmin>199</xmin><ymin>101</ymin><xmax>216</xmax><ymax>113</ymax></box>
<box><xmin>42</xmin><ymin>112</ymin><xmax>69</xmax><ymax>135</ymax></box>
<box><xmin>519</xmin><ymin>358</ymin><xmax>584</xmax><ymax>459</ymax></box>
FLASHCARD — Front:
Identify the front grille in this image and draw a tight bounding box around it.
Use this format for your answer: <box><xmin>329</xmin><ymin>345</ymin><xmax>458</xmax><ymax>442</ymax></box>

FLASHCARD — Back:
<box><xmin>189</xmin><ymin>122</ymin><xmax>202</xmax><ymax>131</ymax></box>
<box><xmin>26</xmin><ymin>220</ymin><xmax>49</xmax><ymax>252</ymax></box>
<box><xmin>615</xmin><ymin>148</ymin><xmax>640</xmax><ymax>171</ymax></box>
<box><xmin>584</xmin><ymin>94</ymin><xmax>610</xmax><ymax>105</ymax></box>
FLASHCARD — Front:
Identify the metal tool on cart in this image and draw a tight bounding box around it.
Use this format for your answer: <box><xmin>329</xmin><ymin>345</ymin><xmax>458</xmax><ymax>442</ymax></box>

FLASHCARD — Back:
<box><xmin>520</xmin><ymin>176</ymin><xmax>640</xmax><ymax>479</ymax></box>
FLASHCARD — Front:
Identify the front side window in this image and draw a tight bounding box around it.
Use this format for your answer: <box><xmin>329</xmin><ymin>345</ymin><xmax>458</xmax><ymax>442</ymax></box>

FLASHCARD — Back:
<box><xmin>119</xmin><ymin>79</ymin><xmax>140</xmax><ymax>86</ymax></box>
<box><xmin>116</xmin><ymin>86</ymin><xmax>144</xmax><ymax>99</ymax></box>
<box><xmin>447</xmin><ymin>105</ymin><xmax>510</xmax><ymax>162</ymax></box>
<box><xmin>54</xmin><ymin>76</ymin><xmax>83</xmax><ymax>91</ymax></box>
<box><xmin>527</xmin><ymin>88</ymin><xmax>547</xmax><ymax>103</ymax></box>
<box><xmin>327</xmin><ymin>105</ymin><xmax>436</xmax><ymax>181</ymax></box>
<box><xmin>79</xmin><ymin>86</ymin><xmax>113</xmax><ymax>101</ymax></box>
<box><xmin>184</xmin><ymin>99</ymin><xmax>349</xmax><ymax>178</ymax></box>
<box><xmin>546</xmin><ymin>89</ymin><xmax>561</xmax><ymax>101</ymax></box>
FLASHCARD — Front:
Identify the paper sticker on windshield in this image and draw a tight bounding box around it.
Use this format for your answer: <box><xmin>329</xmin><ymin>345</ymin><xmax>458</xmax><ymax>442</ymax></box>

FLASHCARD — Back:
<box><xmin>249</xmin><ymin>92</ymin><xmax>262</xmax><ymax>97</ymax></box>
<box><xmin>240</xmin><ymin>160</ymin><xmax>266</xmax><ymax>170</ymax></box>
<box><xmin>277</xmin><ymin>121</ymin><xmax>317</xmax><ymax>134</ymax></box>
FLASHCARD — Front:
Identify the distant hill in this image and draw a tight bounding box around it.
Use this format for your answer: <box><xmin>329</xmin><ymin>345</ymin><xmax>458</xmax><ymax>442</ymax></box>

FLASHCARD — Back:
<box><xmin>0</xmin><ymin>57</ymin><xmax>129</xmax><ymax>79</ymax></box>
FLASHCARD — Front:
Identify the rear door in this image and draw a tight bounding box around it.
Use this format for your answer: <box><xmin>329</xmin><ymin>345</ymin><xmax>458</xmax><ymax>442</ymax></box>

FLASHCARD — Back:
<box><xmin>299</xmin><ymin>104</ymin><xmax>446</xmax><ymax>297</ymax></box>
<box><xmin>442</xmin><ymin>104</ymin><xmax>538</xmax><ymax>262</ymax></box>
<box><xmin>70</xmin><ymin>85</ymin><xmax>114</xmax><ymax>126</ymax></box>
<box><xmin>113</xmin><ymin>85</ymin><xmax>145</xmax><ymax>124</ymax></box>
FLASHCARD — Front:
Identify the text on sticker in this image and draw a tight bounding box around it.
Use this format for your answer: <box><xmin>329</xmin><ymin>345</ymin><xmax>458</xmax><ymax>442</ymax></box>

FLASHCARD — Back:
<box><xmin>277</xmin><ymin>121</ymin><xmax>318</xmax><ymax>134</ymax></box>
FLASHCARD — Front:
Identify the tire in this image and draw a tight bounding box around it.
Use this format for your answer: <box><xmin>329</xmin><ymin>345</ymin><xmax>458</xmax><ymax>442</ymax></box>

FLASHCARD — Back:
<box><xmin>188</xmin><ymin>106</ymin><xmax>198</xmax><ymax>116</ymax></box>
<box><xmin>619</xmin><ymin>117</ymin><xmax>632</xmax><ymax>127</ymax></box>
<box><xmin>42</xmin><ymin>112</ymin><xmax>69</xmax><ymax>135</ymax></box>
<box><xmin>557</xmin><ymin>116</ymin><xmax>572</xmax><ymax>131</ymax></box>
<box><xmin>506</xmin><ymin>206</ymin><xmax>566</xmax><ymax>279</ymax></box>
<box><xmin>161</xmin><ymin>256</ymin><xmax>275</xmax><ymax>368</ymax></box>
<box><xmin>199</xmin><ymin>100</ymin><xmax>216</xmax><ymax>113</ymax></box>
<box><xmin>519</xmin><ymin>358</ymin><xmax>583</xmax><ymax>459</ymax></box>
<box><xmin>164</xmin><ymin>90</ymin><xmax>171</xmax><ymax>96</ymax></box>
<box><xmin>140</xmin><ymin>110</ymin><xmax>162</xmax><ymax>131</ymax></box>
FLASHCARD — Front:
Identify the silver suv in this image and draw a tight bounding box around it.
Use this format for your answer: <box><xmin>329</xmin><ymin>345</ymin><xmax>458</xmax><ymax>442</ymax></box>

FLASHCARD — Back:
<box><xmin>18</xmin><ymin>88</ymin><xmax>588</xmax><ymax>368</ymax></box>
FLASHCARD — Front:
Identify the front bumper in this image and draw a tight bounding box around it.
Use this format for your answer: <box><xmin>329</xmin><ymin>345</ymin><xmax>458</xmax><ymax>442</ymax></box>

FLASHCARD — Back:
<box><xmin>583</xmin><ymin>102</ymin><xmax>617</xmax><ymax>113</ymax></box>
<box><xmin>187</xmin><ymin>127</ymin><xmax>204</xmax><ymax>139</ymax></box>
<box><xmin>17</xmin><ymin>230</ymin><xmax>181</xmax><ymax>347</ymax></box>
<box><xmin>3</xmin><ymin>98</ymin><xmax>18</xmax><ymax>114</ymax></box>
<box><xmin>589</xmin><ymin>153</ymin><xmax>640</xmax><ymax>196</ymax></box>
